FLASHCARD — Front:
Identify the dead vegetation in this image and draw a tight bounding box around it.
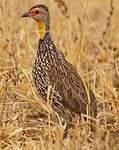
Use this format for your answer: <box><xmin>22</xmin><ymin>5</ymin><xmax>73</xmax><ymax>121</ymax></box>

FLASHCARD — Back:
<box><xmin>0</xmin><ymin>0</ymin><xmax>119</xmax><ymax>149</ymax></box>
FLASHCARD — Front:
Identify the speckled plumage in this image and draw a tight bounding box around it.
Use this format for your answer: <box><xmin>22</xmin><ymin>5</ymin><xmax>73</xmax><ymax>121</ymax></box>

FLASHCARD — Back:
<box><xmin>32</xmin><ymin>32</ymin><xmax>97</xmax><ymax>118</ymax></box>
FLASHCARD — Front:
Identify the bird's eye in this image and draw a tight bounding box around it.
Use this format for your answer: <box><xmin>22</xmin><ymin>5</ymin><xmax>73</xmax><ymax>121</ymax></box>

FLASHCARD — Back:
<box><xmin>35</xmin><ymin>10</ymin><xmax>39</xmax><ymax>14</ymax></box>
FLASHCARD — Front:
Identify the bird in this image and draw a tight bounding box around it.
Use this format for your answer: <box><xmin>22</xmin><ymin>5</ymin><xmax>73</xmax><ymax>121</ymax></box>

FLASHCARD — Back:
<box><xmin>22</xmin><ymin>4</ymin><xmax>97</xmax><ymax>137</ymax></box>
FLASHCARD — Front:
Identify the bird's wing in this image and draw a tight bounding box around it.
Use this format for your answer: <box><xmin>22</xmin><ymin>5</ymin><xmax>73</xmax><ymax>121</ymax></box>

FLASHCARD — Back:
<box><xmin>48</xmin><ymin>52</ymin><xmax>89</xmax><ymax>115</ymax></box>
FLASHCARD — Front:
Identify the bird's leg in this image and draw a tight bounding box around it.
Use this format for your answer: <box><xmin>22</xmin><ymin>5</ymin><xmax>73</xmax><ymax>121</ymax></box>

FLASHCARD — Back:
<box><xmin>63</xmin><ymin>121</ymin><xmax>73</xmax><ymax>139</ymax></box>
<box><xmin>62</xmin><ymin>110</ymin><xmax>73</xmax><ymax>139</ymax></box>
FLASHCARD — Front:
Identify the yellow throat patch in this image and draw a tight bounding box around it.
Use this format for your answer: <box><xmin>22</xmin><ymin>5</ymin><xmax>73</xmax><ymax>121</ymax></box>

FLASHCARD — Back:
<box><xmin>37</xmin><ymin>21</ymin><xmax>46</xmax><ymax>39</ymax></box>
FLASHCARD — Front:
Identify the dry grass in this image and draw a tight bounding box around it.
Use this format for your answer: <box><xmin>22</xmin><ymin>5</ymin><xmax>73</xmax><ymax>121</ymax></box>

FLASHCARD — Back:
<box><xmin>0</xmin><ymin>0</ymin><xmax>119</xmax><ymax>149</ymax></box>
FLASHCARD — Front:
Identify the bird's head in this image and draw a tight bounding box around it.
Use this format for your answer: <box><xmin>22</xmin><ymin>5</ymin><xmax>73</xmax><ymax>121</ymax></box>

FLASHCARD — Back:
<box><xmin>22</xmin><ymin>4</ymin><xmax>50</xmax><ymax>39</ymax></box>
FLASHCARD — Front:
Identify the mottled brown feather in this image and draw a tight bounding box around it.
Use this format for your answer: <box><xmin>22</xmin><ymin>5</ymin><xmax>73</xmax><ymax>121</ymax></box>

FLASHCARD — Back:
<box><xmin>32</xmin><ymin>32</ymin><xmax>97</xmax><ymax>118</ymax></box>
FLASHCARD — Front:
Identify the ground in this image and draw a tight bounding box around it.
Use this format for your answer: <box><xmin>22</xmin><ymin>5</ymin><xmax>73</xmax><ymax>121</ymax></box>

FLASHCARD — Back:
<box><xmin>0</xmin><ymin>0</ymin><xmax>119</xmax><ymax>149</ymax></box>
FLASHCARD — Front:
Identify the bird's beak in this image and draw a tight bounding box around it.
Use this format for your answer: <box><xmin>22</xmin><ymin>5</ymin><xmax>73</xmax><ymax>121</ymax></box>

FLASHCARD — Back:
<box><xmin>22</xmin><ymin>11</ymin><xmax>30</xmax><ymax>17</ymax></box>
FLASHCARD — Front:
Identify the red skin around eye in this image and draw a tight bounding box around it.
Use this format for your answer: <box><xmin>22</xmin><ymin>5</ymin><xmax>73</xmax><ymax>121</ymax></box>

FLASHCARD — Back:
<box><xmin>31</xmin><ymin>10</ymin><xmax>44</xmax><ymax>17</ymax></box>
<box><xmin>31</xmin><ymin>11</ymin><xmax>37</xmax><ymax>16</ymax></box>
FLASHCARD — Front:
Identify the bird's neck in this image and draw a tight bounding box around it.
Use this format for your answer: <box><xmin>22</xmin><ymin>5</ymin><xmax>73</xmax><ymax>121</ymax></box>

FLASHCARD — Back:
<box><xmin>36</xmin><ymin>20</ymin><xmax>50</xmax><ymax>40</ymax></box>
<box><xmin>37</xmin><ymin>32</ymin><xmax>56</xmax><ymax>57</ymax></box>
<box><xmin>37</xmin><ymin>21</ymin><xmax>46</xmax><ymax>39</ymax></box>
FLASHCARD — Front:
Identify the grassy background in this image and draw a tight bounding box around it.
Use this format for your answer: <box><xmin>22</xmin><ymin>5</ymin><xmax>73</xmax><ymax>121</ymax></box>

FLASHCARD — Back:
<box><xmin>0</xmin><ymin>0</ymin><xmax>119</xmax><ymax>149</ymax></box>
